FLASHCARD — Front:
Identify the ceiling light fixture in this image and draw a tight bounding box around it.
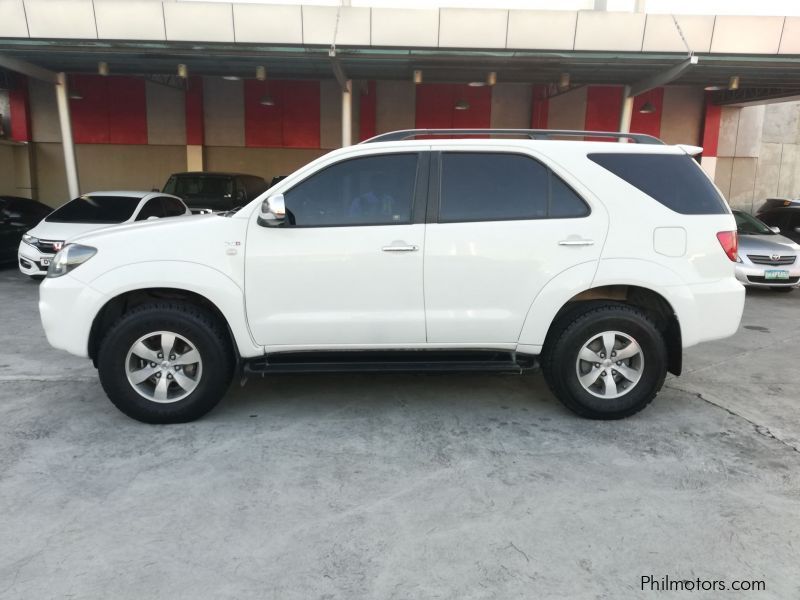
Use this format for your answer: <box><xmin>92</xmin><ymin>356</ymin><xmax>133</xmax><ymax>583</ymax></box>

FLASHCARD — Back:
<box><xmin>728</xmin><ymin>75</ymin><xmax>740</xmax><ymax>91</ymax></box>
<box><xmin>454</xmin><ymin>99</ymin><xmax>470</xmax><ymax>111</ymax></box>
<box><xmin>97</xmin><ymin>61</ymin><xmax>109</xmax><ymax>77</ymax></box>
<box><xmin>223</xmin><ymin>75</ymin><xmax>241</xmax><ymax>81</ymax></box>
<box><xmin>177</xmin><ymin>64</ymin><xmax>188</xmax><ymax>79</ymax></box>
<box><xmin>413</xmin><ymin>69</ymin><xmax>423</xmax><ymax>85</ymax></box>
<box><xmin>256</xmin><ymin>66</ymin><xmax>266</xmax><ymax>81</ymax></box>
<box><xmin>260</xmin><ymin>95</ymin><xmax>276</xmax><ymax>107</ymax></box>
<box><xmin>68</xmin><ymin>90</ymin><xmax>83</xmax><ymax>101</ymax></box>
<box><xmin>558</xmin><ymin>72</ymin><xmax>570</xmax><ymax>90</ymax></box>
<box><xmin>638</xmin><ymin>101</ymin><xmax>655</xmax><ymax>114</ymax></box>
<box><xmin>486</xmin><ymin>71</ymin><xmax>497</xmax><ymax>86</ymax></box>
<box><xmin>468</xmin><ymin>81</ymin><xmax>485</xmax><ymax>87</ymax></box>
<box><xmin>704</xmin><ymin>84</ymin><xmax>724</xmax><ymax>91</ymax></box>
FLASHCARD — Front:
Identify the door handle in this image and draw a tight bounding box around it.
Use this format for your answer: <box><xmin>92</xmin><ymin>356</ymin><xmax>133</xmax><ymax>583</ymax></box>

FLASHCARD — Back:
<box><xmin>558</xmin><ymin>239</ymin><xmax>594</xmax><ymax>246</ymax></box>
<box><xmin>382</xmin><ymin>244</ymin><xmax>418</xmax><ymax>252</ymax></box>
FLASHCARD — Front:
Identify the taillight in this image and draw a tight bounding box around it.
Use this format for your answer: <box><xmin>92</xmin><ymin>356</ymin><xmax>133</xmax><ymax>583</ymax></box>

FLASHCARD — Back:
<box><xmin>716</xmin><ymin>230</ymin><xmax>738</xmax><ymax>262</ymax></box>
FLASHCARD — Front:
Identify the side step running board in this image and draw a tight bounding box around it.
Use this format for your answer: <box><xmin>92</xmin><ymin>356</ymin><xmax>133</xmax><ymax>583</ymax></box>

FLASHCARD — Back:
<box><xmin>243</xmin><ymin>350</ymin><xmax>538</xmax><ymax>376</ymax></box>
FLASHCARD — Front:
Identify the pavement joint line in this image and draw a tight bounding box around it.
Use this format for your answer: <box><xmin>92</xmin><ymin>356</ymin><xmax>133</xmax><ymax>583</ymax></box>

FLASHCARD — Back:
<box><xmin>665</xmin><ymin>383</ymin><xmax>800</xmax><ymax>455</ymax></box>
<box><xmin>0</xmin><ymin>375</ymin><xmax>96</xmax><ymax>382</ymax></box>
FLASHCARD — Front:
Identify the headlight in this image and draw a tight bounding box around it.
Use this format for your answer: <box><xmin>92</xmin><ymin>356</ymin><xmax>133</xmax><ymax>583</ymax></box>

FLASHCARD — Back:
<box><xmin>46</xmin><ymin>244</ymin><xmax>97</xmax><ymax>278</ymax></box>
<box><xmin>22</xmin><ymin>233</ymin><xmax>39</xmax><ymax>247</ymax></box>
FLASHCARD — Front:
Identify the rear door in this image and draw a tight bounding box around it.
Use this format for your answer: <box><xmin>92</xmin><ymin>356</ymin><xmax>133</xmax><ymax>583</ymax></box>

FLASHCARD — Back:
<box><xmin>423</xmin><ymin>147</ymin><xmax>608</xmax><ymax>344</ymax></box>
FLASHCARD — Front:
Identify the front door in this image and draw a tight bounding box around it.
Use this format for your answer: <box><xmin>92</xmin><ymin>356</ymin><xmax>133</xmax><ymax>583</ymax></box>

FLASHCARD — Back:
<box><xmin>245</xmin><ymin>151</ymin><xmax>428</xmax><ymax>348</ymax></box>
<box><xmin>423</xmin><ymin>148</ymin><xmax>608</xmax><ymax>344</ymax></box>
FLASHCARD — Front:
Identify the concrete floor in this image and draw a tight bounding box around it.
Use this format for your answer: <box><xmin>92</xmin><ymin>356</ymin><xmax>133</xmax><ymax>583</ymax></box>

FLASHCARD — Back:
<box><xmin>1</xmin><ymin>268</ymin><xmax>799</xmax><ymax>599</ymax></box>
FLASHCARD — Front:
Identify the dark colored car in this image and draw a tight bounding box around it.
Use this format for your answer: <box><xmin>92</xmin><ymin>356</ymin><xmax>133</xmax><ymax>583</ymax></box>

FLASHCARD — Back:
<box><xmin>0</xmin><ymin>196</ymin><xmax>52</xmax><ymax>265</ymax></box>
<box><xmin>162</xmin><ymin>172</ymin><xmax>269</xmax><ymax>213</ymax></box>
<box><xmin>755</xmin><ymin>198</ymin><xmax>800</xmax><ymax>244</ymax></box>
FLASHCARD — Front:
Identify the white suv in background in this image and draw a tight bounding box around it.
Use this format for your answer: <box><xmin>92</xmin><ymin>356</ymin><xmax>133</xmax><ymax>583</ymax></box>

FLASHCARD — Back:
<box><xmin>19</xmin><ymin>191</ymin><xmax>190</xmax><ymax>278</ymax></box>
<box><xmin>38</xmin><ymin>129</ymin><xmax>745</xmax><ymax>423</ymax></box>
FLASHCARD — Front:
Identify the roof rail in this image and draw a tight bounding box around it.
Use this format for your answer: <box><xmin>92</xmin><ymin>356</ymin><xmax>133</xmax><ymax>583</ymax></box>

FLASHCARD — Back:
<box><xmin>361</xmin><ymin>128</ymin><xmax>664</xmax><ymax>145</ymax></box>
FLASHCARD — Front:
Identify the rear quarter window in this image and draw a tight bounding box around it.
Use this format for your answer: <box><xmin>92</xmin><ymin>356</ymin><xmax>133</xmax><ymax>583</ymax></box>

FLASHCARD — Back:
<box><xmin>588</xmin><ymin>153</ymin><xmax>728</xmax><ymax>215</ymax></box>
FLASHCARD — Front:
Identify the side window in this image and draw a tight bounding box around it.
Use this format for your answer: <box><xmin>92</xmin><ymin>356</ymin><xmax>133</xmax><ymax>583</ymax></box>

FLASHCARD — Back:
<box><xmin>161</xmin><ymin>197</ymin><xmax>186</xmax><ymax>217</ymax></box>
<box><xmin>439</xmin><ymin>152</ymin><xmax>588</xmax><ymax>223</ymax></box>
<box><xmin>284</xmin><ymin>153</ymin><xmax>418</xmax><ymax>227</ymax></box>
<box><xmin>757</xmin><ymin>211</ymin><xmax>783</xmax><ymax>228</ymax></box>
<box><xmin>588</xmin><ymin>153</ymin><xmax>728</xmax><ymax>215</ymax></box>
<box><xmin>136</xmin><ymin>198</ymin><xmax>165</xmax><ymax>221</ymax></box>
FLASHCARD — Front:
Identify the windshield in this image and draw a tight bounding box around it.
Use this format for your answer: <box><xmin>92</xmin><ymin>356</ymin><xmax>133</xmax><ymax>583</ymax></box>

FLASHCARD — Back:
<box><xmin>45</xmin><ymin>195</ymin><xmax>141</xmax><ymax>224</ymax></box>
<box><xmin>734</xmin><ymin>210</ymin><xmax>773</xmax><ymax>235</ymax></box>
<box><xmin>163</xmin><ymin>175</ymin><xmax>235</xmax><ymax>211</ymax></box>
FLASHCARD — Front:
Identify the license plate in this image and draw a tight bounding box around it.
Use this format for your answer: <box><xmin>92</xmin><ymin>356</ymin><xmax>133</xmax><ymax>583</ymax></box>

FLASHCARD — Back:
<box><xmin>40</xmin><ymin>258</ymin><xmax>50</xmax><ymax>267</ymax></box>
<box><xmin>764</xmin><ymin>269</ymin><xmax>789</xmax><ymax>280</ymax></box>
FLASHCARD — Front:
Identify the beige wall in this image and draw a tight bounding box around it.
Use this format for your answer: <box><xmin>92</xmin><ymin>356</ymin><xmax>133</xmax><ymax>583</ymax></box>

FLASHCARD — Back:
<box><xmin>547</xmin><ymin>86</ymin><xmax>587</xmax><ymax>131</ymax></box>
<box><xmin>34</xmin><ymin>143</ymin><xmax>186</xmax><ymax>205</ymax></box>
<box><xmin>204</xmin><ymin>146</ymin><xmax>328</xmax><ymax>182</ymax></box>
<box><xmin>714</xmin><ymin>101</ymin><xmax>800</xmax><ymax>212</ymax></box>
<box><xmin>376</xmin><ymin>81</ymin><xmax>415</xmax><ymax>134</ymax></box>
<box><xmin>0</xmin><ymin>144</ymin><xmax>16</xmax><ymax>195</ymax></box>
<box><xmin>660</xmin><ymin>86</ymin><xmax>704</xmax><ymax>146</ymax></box>
<box><xmin>490</xmin><ymin>83</ymin><xmax>532</xmax><ymax>129</ymax></box>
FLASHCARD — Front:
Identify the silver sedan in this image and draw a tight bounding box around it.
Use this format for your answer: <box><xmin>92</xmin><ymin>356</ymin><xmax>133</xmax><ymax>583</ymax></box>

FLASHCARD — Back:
<box><xmin>733</xmin><ymin>210</ymin><xmax>800</xmax><ymax>292</ymax></box>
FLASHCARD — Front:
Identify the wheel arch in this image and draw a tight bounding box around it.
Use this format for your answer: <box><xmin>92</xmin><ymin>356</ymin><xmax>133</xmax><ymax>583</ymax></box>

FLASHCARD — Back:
<box><xmin>88</xmin><ymin>287</ymin><xmax>241</xmax><ymax>367</ymax></box>
<box><xmin>543</xmin><ymin>285</ymin><xmax>682</xmax><ymax>376</ymax></box>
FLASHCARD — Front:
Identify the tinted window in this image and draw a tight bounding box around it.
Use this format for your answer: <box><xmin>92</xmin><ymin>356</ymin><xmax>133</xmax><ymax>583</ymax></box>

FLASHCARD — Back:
<box><xmin>8</xmin><ymin>198</ymin><xmax>51</xmax><ymax>220</ymax></box>
<box><xmin>136</xmin><ymin>198</ymin><xmax>165</xmax><ymax>221</ymax></box>
<box><xmin>46</xmin><ymin>195</ymin><xmax>141</xmax><ymax>223</ymax></box>
<box><xmin>733</xmin><ymin>210</ymin><xmax>772</xmax><ymax>235</ymax></box>
<box><xmin>439</xmin><ymin>153</ymin><xmax>588</xmax><ymax>222</ymax></box>
<box><xmin>284</xmin><ymin>154</ymin><xmax>418</xmax><ymax>227</ymax></box>
<box><xmin>164</xmin><ymin>175</ymin><xmax>235</xmax><ymax>211</ymax></box>
<box><xmin>589</xmin><ymin>153</ymin><xmax>728</xmax><ymax>215</ymax></box>
<box><xmin>161</xmin><ymin>197</ymin><xmax>187</xmax><ymax>217</ymax></box>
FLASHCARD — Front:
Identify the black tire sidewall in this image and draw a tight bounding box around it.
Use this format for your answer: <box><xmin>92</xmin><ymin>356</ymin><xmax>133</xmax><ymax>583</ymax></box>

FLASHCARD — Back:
<box><xmin>551</xmin><ymin>307</ymin><xmax>667</xmax><ymax>419</ymax></box>
<box><xmin>98</xmin><ymin>306</ymin><xmax>232</xmax><ymax>423</ymax></box>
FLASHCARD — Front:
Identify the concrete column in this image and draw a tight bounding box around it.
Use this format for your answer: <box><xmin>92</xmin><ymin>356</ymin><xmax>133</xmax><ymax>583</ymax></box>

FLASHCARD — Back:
<box><xmin>12</xmin><ymin>144</ymin><xmax>37</xmax><ymax>199</ymax></box>
<box><xmin>342</xmin><ymin>79</ymin><xmax>352</xmax><ymax>147</ymax></box>
<box><xmin>618</xmin><ymin>85</ymin><xmax>634</xmax><ymax>142</ymax></box>
<box><xmin>55</xmin><ymin>73</ymin><xmax>80</xmax><ymax>197</ymax></box>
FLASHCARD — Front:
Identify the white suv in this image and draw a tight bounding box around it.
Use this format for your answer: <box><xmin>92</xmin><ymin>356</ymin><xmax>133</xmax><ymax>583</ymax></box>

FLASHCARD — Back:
<box><xmin>38</xmin><ymin>129</ymin><xmax>745</xmax><ymax>424</ymax></box>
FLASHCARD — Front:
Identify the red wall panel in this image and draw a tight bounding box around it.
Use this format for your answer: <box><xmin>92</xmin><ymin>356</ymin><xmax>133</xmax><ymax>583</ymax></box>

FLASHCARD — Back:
<box><xmin>185</xmin><ymin>76</ymin><xmax>204</xmax><ymax>146</ymax></box>
<box><xmin>531</xmin><ymin>84</ymin><xmax>549</xmax><ymax>129</ymax></box>
<box><xmin>69</xmin><ymin>75</ymin><xmax>147</xmax><ymax>144</ymax></box>
<box><xmin>701</xmin><ymin>91</ymin><xmax>721</xmax><ymax>157</ymax></box>
<box><xmin>359</xmin><ymin>80</ymin><xmax>377</xmax><ymax>142</ymax></box>
<box><xmin>245</xmin><ymin>79</ymin><xmax>320</xmax><ymax>148</ymax></box>
<box><xmin>9</xmin><ymin>73</ymin><xmax>32</xmax><ymax>142</ymax></box>
<box><xmin>108</xmin><ymin>77</ymin><xmax>147</xmax><ymax>144</ymax></box>
<box><xmin>585</xmin><ymin>85</ymin><xmax>623</xmax><ymax>140</ymax></box>
<box><xmin>415</xmin><ymin>84</ymin><xmax>491</xmax><ymax>130</ymax></box>
<box><xmin>630</xmin><ymin>87</ymin><xmax>664</xmax><ymax>138</ymax></box>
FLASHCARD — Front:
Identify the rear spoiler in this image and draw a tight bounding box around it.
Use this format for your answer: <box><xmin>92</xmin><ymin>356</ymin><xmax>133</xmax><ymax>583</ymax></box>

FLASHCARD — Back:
<box><xmin>678</xmin><ymin>144</ymin><xmax>703</xmax><ymax>156</ymax></box>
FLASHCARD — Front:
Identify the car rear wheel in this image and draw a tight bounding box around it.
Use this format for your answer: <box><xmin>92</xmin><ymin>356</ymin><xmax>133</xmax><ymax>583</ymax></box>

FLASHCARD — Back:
<box><xmin>542</xmin><ymin>303</ymin><xmax>667</xmax><ymax>419</ymax></box>
<box><xmin>97</xmin><ymin>302</ymin><xmax>234</xmax><ymax>423</ymax></box>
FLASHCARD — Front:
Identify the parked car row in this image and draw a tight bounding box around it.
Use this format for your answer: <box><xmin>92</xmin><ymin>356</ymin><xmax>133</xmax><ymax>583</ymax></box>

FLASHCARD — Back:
<box><xmin>7</xmin><ymin>171</ymin><xmax>275</xmax><ymax>278</ymax></box>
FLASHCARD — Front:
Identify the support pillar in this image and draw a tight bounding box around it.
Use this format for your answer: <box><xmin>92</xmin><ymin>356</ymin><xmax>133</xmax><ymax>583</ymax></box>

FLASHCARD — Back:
<box><xmin>55</xmin><ymin>73</ymin><xmax>80</xmax><ymax>198</ymax></box>
<box><xmin>618</xmin><ymin>85</ymin><xmax>634</xmax><ymax>142</ymax></box>
<box><xmin>342</xmin><ymin>79</ymin><xmax>352</xmax><ymax>147</ymax></box>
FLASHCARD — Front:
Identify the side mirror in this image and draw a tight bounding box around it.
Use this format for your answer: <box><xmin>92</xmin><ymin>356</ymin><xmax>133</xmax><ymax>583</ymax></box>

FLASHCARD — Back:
<box><xmin>769</xmin><ymin>226</ymin><xmax>780</xmax><ymax>234</ymax></box>
<box><xmin>258</xmin><ymin>194</ymin><xmax>286</xmax><ymax>227</ymax></box>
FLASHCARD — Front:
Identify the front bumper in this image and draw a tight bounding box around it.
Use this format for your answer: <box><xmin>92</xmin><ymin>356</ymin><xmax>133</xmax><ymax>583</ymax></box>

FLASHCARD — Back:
<box><xmin>735</xmin><ymin>262</ymin><xmax>800</xmax><ymax>288</ymax></box>
<box><xmin>39</xmin><ymin>274</ymin><xmax>107</xmax><ymax>358</ymax></box>
<box><xmin>18</xmin><ymin>241</ymin><xmax>53</xmax><ymax>277</ymax></box>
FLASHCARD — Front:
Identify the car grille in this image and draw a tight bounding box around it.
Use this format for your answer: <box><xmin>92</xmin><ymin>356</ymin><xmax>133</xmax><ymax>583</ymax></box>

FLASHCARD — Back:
<box><xmin>747</xmin><ymin>275</ymin><xmax>800</xmax><ymax>284</ymax></box>
<box><xmin>747</xmin><ymin>254</ymin><xmax>797</xmax><ymax>266</ymax></box>
<box><xmin>31</xmin><ymin>239</ymin><xmax>63</xmax><ymax>254</ymax></box>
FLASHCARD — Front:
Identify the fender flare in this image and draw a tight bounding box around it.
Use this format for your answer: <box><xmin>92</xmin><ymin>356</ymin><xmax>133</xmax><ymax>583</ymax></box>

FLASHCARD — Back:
<box><xmin>86</xmin><ymin>261</ymin><xmax>262</xmax><ymax>358</ymax></box>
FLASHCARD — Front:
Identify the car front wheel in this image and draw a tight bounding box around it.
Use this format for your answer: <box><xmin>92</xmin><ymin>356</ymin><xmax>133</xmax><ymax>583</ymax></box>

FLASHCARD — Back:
<box><xmin>543</xmin><ymin>304</ymin><xmax>668</xmax><ymax>420</ymax></box>
<box><xmin>97</xmin><ymin>302</ymin><xmax>234</xmax><ymax>423</ymax></box>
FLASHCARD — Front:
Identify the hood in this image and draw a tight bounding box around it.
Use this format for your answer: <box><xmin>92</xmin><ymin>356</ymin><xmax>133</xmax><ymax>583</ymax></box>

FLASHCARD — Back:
<box><xmin>70</xmin><ymin>213</ymin><xmax>212</xmax><ymax>245</ymax></box>
<box><xmin>26</xmin><ymin>219</ymin><xmax>121</xmax><ymax>242</ymax></box>
<box><xmin>738</xmin><ymin>233</ymin><xmax>800</xmax><ymax>255</ymax></box>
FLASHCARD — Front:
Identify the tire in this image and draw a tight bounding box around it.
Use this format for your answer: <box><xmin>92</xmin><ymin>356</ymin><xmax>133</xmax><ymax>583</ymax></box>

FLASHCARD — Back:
<box><xmin>97</xmin><ymin>302</ymin><xmax>234</xmax><ymax>424</ymax></box>
<box><xmin>770</xmin><ymin>286</ymin><xmax>795</xmax><ymax>293</ymax></box>
<box><xmin>542</xmin><ymin>303</ymin><xmax>667</xmax><ymax>420</ymax></box>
